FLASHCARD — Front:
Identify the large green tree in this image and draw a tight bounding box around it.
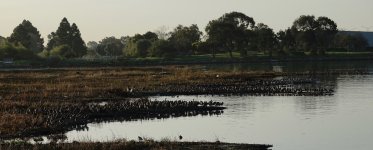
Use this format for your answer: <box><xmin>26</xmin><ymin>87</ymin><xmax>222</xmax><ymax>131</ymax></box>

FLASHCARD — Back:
<box><xmin>169</xmin><ymin>24</ymin><xmax>202</xmax><ymax>55</ymax></box>
<box><xmin>97</xmin><ymin>37</ymin><xmax>125</xmax><ymax>56</ymax></box>
<box><xmin>277</xmin><ymin>28</ymin><xmax>296</xmax><ymax>52</ymax></box>
<box><xmin>47</xmin><ymin>18</ymin><xmax>87</xmax><ymax>58</ymax></box>
<box><xmin>124</xmin><ymin>32</ymin><xmax>159</xmax><ymax>57</ymax></box>
<box><xmin>206</xmin><ymin>12</ymin><xmax>255</xmax><ymax>58</ymax></box>
<box><xmin>253</xmin><ymin>23</ymin><xmax>277</xmax><ymax>57</ymax></box>
<box><xmin>315</xmin><ymin>17</ymin><xmax>338</xmax><ymax>53</ymax></box>
<box><xmin>0</xmin><ymin>38</ymin><xmax>34</xmax><ymax>60</ymax></box>
<box><xmin>291</xmin><ymin>15</ymin><xmax>338</xmax><ymax>54</ymax></box>
<box><xmin>8</xmin><ymin>20</ymin><xmax>44</xmax><ymax>53</ymax></box>
<box><xmin>292</xmin><ymin>15</ymin><xmax>318</xmax><ymax>52</ymax></box>
<box><xmin>143</xmin><ymin>31</ymin><xmax>159</xmax><ymax>41</ymax></box>
<box><xmin>149</xmin><ymin>39</ymin><xmax>175</xmax><ymax>58</ymax></box>
<box><xmin>135</xmin><ymin>39</ymin><xmax>152</xmax><ymax>57</ymax></box>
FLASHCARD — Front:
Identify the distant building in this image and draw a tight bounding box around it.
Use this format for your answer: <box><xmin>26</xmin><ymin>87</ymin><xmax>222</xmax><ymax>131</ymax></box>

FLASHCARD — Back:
<box><xmin>339</xmin><ymin>31</ymin><xmax>373</xmax><ymax>47</ymax></box>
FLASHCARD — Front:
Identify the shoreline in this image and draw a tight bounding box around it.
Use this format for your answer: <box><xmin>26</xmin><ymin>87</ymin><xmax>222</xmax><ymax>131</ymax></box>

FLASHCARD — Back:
<box><xmin>1</xmin><ymin>55</ymin><xmax>373</xmax><ymax>69</ymax></box>
<box><xmin>0</xmin><ymin>66</ymin><xmax>369</xmax><ymax>149</ymax></box>
<box><xmin>0</xmin><ymin>141</ymin><xmax>273</xmax><ymax>150</ymax></box>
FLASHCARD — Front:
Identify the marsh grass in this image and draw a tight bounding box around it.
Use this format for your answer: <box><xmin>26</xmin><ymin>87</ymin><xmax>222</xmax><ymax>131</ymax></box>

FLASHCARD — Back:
<box><xmin>0</xmin><ymin>138</ymin><xmax>273</xmax><ymax>150</ymax></box>
<box><xmin>0</xmin><ymin>67</ymin><xmax>366</xmax><ymax>141</ymax></box>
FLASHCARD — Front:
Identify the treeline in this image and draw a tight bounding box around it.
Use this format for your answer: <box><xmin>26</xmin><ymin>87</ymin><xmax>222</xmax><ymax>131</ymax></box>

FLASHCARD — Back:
<box><xmin>0</xmin><ymin>12</ymin><xmax>370</xmax><ymax>61</ymax></box>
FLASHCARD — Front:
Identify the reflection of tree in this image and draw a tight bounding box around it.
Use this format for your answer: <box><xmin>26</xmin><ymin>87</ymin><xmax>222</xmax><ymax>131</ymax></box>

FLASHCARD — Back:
<box><xmin>207</xmin><ymin>60</ymin><xmax>372</xmax><ymax>73</ymax></box>
<box><xmin>294</xmin><ymin>96</ymin><xmax>338</xmax><ymax>116</ymax></box>
<box><xmin>75</xmin><ymin>109</ymin><xmax>224</xmax><ymax>132</ymax></box>
<box><xmin>294</xmin><ymin>74</ymin><xmax>339</xmax><ymax>116</ymax></box>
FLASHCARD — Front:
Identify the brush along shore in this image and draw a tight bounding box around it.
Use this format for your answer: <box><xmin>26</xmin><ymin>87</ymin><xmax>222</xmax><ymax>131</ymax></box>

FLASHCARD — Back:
<box><xmin>0</xmin><ymin>140</ymin><xmax>273</xmax><ymax>150</ymax></box>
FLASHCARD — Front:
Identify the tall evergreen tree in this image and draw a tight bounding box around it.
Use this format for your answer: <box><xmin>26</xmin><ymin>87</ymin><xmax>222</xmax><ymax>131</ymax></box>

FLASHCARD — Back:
<box><xmin>8</xmin><ymin>20</ymin><xmax>44</xmax><ymax>53</ymax></box>
<box><xmin>47</xmin><ymin>18</ymin><xmax>71</xmax><ymax>51</ymax></box>
<box><xmin>47</xmin><ymin>18</ymin><xmax>87</xmax><ymax>58</ymax></box>
<box><xmin>56</xmin><ymin>18</ymin><xmax>72</xmax><ymax>45</ymax></box>
<box><xmin>71</xmin><ymin>23</ymin><xmax>87</xmax><ymax>57</ymax></box>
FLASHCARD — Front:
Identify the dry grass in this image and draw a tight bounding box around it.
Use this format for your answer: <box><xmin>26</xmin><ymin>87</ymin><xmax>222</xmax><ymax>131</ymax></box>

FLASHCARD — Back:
<box><xmin>0</xmin><ymin>67</ymin><xmax>279</xmax><ymax>102</ymax></box>
<box><xmin>0</xmin><ymin>67</ymin><xmax>271</xmax><ymax>139</ymax></box>
<box><xmin>0</xmin><ymin>140</ymin><xmax>272</xmax><ymax>150</ymax></box>
<box><xmin>0</xmin><ymin>66</ymin><xmax>362</xmax><ymax>140</ymax></box>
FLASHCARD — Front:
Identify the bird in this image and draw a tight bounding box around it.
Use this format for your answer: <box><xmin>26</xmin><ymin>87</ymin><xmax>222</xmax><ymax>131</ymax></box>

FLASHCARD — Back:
<box><xmin>179</xmin><ymin>135</ymin><xmax>183</xmax><ymax>140</ymax></box>
<box><xmin>138</xmin><ymin>136</ymin><xmax>143</xmax><ymax>141</ymax></box>
<box><xmin>33</xmin><ymin>137</ymin><xmax>44</xmax><ymax>143</ymax></box>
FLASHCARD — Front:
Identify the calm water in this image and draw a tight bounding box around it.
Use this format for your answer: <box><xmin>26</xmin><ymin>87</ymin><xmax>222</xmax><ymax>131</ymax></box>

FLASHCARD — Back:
<box><xmin>65</xmin><ymin>61</ymin><xmax>373</xmax><ymax>150</ymax></box>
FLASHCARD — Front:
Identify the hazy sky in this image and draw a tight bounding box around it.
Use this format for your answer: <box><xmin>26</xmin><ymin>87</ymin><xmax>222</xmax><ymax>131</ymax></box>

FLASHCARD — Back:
<box><xmin>1</xmin><ymin>0</ymin><xmax>373</xmax><ymax>42</ymax></box>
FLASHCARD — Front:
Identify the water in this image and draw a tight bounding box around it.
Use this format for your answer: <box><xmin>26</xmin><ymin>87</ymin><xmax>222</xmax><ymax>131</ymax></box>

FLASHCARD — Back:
<box><xmin>65</xmin><ymin>61</ymin><xmax>373</xmax><ymax>150</ymax></box>
<box><xmin>203</xmin><ymin>60</ymin><xmax>373</xmax><ymax>73</ymax></box>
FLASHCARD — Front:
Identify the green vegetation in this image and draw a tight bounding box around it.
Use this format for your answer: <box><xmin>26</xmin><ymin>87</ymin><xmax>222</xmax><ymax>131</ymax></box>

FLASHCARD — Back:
<box><xmin>0</xmin><ymin>37</ymin><xmax>36</xmax><ymax>60</ymax></box>
<box><xmin>8</xmin><ymin>20</ymin><xmax>44</xmax><ymax>54</ymax></box>
<box><xmin>0</xmin><ymin>12</ymin><xmax>371</xmax><ymax>66</ymax></box>
<box><xmin>46</xmin><ymin>18</ymin><xmax>87</xmax><ymax>58</ymax></box>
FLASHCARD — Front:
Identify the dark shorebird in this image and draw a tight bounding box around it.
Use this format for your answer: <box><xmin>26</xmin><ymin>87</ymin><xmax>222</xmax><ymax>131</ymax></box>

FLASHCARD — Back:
<box><xmin>179</xmin><ymin>135</ymin><xmax>183</xmax><ymax>140</ymax></box>
<box><xmin>33</xmin><ymin>137</ymin><xmax>44</xmax><ymax>143</ymax></box>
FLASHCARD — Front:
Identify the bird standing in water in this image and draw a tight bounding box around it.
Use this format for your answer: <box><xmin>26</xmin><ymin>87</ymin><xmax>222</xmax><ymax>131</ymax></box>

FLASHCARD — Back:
<box><xmin>179</xmin><ymin>135</ymin><xmax>183</xmax><ymax>140</ymax></box>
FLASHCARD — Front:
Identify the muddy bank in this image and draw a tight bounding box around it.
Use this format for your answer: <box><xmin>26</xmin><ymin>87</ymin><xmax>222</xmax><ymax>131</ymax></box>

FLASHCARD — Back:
<box><xmin>106</xmin><ymin>77</ymin><xmax>335</xmax><ymax>97</ymax></box>
<box><xmin>0</xmin><ymin>67</ymin><xmax>366</xmax><ymax>145</ymax></box>
<box><xmin>0</xmin><ymin>67</ymin><xmax>353</xmax><ymax>102</ymax></box>
<box><xmin>0</xmin><ymin>99</ymin><xmax>225</xmax><ymax>140</ymax></box>
<box><xmin>0</xmin><ymin>140</ymin><xmax>273</xmax><ymax>150</ymax></box>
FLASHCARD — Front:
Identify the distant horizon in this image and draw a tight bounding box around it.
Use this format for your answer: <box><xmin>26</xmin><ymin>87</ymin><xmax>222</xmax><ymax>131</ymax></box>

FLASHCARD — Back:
<box><xmin>1</xmin><ymin>0</ymin><xmax>373</xmax><ymax>42</ymax></box>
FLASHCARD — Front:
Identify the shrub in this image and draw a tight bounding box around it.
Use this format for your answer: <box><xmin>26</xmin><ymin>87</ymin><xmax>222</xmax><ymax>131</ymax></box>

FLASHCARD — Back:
<box><xmin>50</xmin><ymin>45</ymin><xmax>75</xmax><ymax>59</ymax></box>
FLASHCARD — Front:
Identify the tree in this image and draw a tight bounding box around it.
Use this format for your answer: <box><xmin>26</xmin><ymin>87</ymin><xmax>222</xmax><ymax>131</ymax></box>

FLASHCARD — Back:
<box><xmin>143</xmin><ymin>31</ymin><xmax>158</xmax><ymax>41</ymax></box>
<box><xmin>292</xmin><ymin>15</ymin><xmax>318</xmax><ymax>32</ymax></box>
<box><xmin>277</xmin><ymin>28</ymin><xmax>296</xmax><ymax>52</ymax></box>
<box><xmin>315</xmin><ymin>16</ymin><xmax>338</xmax><ymax>54</ymax></box>
<box><xmin>292</xmin><ymin>15</ymin><xmax>318</xmax><ymax>53</ymax></box>
<box><xmin>169</xmin><ymin>24</ymin><xmax>202</xmax><ymax>55</ymax></box>
<box><xmin>97</xmin><ymin>37</ymin><xmax>124</xmax><ymax>56</ymax></box>
<box><xmin>50</xmin><ymin>17</ymin><xmax>71</xmax><ymax>48</ymax></box>
<box><xmin>192</xmin><ymin>41</ymin><xmax>211</xmax><ymax>55</ymax></box>
<box><xmin>253</xmin><ymin>23</ymin><xmax>276</xmax><ymax>56</ymax></box>
<box><xmin>47</xmin><ymin>18</ymin><xmax>87</xmax><ymax>58</ymax></box>
<box><xmin>50</xmin><ymin>44</ymin><xmax>75</xmax><ymax>58</ymax></box>
<box><xmin>8</xmin><ymin>20</ymin><xmax>44</xmax><ymax>53</ymax></box>
<box><xmin>291</xmin><ymin>15</ymin><xmax>338</xmax><ymax>55</ymax></box>
<box><xmin>83</xmin><ymin>41</ymin><xmax>100</xmax><ymax>59</ymax></box>
<box><xmin>87</xmin><ymin>41</ymin><xmax>98</xmax><ymax>52</ymax></box>
<box><xmin>124</xmin><ymin>32</ymin><xmax>159</xmax><ymax>57</ymax></box>
<box><xmin>70</xmin><ymin>23</ymin><xmax>87</xmax><ymax>57</ymax></box>
<box><xmin>0</xmin><ymin>38</ymin><xmax>34</xmax><ymax>60</ymax></box>
<box><xmin>206</xmin><ymin>12</ymin><xmax>255</xmax><ymax>58</ymax></box>
<box><xmin>135</xmin><ymin>39</ymin><xmax>152</xmax><ymax>57</ymax></box>
<box><xmin>149</xmin><ymin>39</ymin><xmax>175</xmax><ymax>58</ymax></box>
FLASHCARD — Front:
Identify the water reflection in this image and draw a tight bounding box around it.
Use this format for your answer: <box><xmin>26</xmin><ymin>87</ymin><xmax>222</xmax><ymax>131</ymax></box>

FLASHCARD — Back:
<box><xmin>204</xmin><ymin>60</ymin><xmax>373</xmax><ymax>73</ymax></box>
<box><xmin>64</xmin><ymin>73</ymin><xmax>373</xmax><ymax>150</ymax></box>
<box><xmin>294</xmin><ymin>96</ymin><xmax>337</xmax><ymax>116</ymax></box>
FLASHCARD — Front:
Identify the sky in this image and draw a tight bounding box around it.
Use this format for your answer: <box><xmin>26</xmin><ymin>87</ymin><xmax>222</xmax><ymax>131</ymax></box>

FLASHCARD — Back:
<box><xmin>1</xmin><ymin>0</ymin><xmax>373</xmax><ymax>42</ymax></box>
